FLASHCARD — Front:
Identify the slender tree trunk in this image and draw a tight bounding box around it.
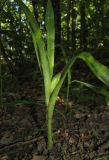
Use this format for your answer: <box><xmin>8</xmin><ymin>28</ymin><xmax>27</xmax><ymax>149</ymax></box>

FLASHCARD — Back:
<box><xmin>80</xmin><ymin>1</ymin><xmax>87</xmax><ymax>50</ymax></box>
<box><xmin>52</xmin><ymin>0</ymin><xmax>61</xmax><ymax>53</ymax></box>
<box><xmin>94</xmin><ymin>0</ymin><xmax>105</xmax><ymax>46</ymax></box>
<box><xmin>18</xmin><ymin>6</ymin><xmax>24</xmax><ymax>65</ymax></box>
<box><xmin>100</xmin><ymin>2</ymin><xmax>105</xmax><ymax>46</ymax></box>
<box><xmin>71</xmin><ymin>0</ymin><xmax>76</xmax><ymax>51</ymax></box>
<box><xmin>66</xmin><ymin>0</ymin><xmax>71</xmax><ymax>51</ymax></box>
<box><xmin>0</xmin><ymin>39</ymin><xmax>15</xmax><ymax>74</ymax></box>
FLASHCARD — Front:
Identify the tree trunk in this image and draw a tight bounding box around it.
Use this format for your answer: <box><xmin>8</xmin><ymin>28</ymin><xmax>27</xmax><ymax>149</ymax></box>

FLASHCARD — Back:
<box><xmin>0</xmin><ymin>39</ymin><xmax>15</xmax><ymax>74</ymax></box>
<box><xmin>94</xmin><ymin>0</ymin><xmax>105</xmax><ymax>46</ymax></box>
<box><xmin>66</xmin><ymin>0</ymin><xmax>71</xmax><ymax>51</ymax></box>
<box><xmin>71</xmin><ymin>0</ymin><xmax>76</xmax><ymax>52</ymax></box>
<box><xmin>51</xmin><ymin>0</ymin><xmax>61</xmax><ymax>54</ymax></box>
<box><xmin>80</xmin><ymin>1</ymin><xmax>87</xmax><ymax>50</ymax></box>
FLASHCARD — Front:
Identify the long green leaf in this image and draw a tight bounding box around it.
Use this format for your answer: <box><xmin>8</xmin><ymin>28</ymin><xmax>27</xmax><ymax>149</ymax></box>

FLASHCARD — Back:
<box><xmin>15</xmin><ymin>0</ymin><xmax>41</xmax><ymax>68</ymax></box>
<box><xmin>45</xmin><ymin>0</ymin><xmax>55</xmax><ymax>76</ymax></box>
<box><xmin>71</xmin><ymin>80</ymin><xmax>109</xmax><ymax>102</ymax></box>
<box><xmin>48</xmin><ymin>51</ymin><xmax>109</xmax><ymax>118</ymax></box>
<box><xmin>15</xmin><ymin>0</ymin><xmax>51</xmax><ymax>105</ymax></box>
<box><xmin>78</xmin><ymin>52</ymin><xmax>109</xmax><ymax>87</ymax></box>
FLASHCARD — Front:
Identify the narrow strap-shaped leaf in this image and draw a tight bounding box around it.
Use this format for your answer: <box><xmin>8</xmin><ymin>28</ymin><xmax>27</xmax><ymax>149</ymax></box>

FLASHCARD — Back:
<box><xmin>78</xmin><ymin>52</ymin><xmax>109</xmax><ymax>87</ymax></box>
<box><xmin>48</xmin><ymin>51</ymin><xmax>109</xmax><ymax>118</ymax></box>
<box><xmin>45</xmin><ymin>0</ymin><xmax>55</xmax><ymax>76</ymax></box>
<box><xmin>15</xmin><ymin>0</ymin><xmax>51</xmax><ymax>105</ymax></box>
<box><xmin>71</xmin><ymin>80</ymin><xmax>109</xmax><ymax>99</ymax></box>
<box><xmin>15</xmin><ymin>0</ymin><xmax>41</xmax><ymax>68</ymax></box>
<box><xmin>39</xmin><ymin>43</ymin><xmax>51</xmax><ymax>106</ymax></box>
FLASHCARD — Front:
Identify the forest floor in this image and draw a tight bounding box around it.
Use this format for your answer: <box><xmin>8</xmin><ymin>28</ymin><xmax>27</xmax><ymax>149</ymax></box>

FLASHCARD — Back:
<box><xmin>0</xmin><ymin>75</ymin><xmax>109</xmax><ymax>160</ymax></box>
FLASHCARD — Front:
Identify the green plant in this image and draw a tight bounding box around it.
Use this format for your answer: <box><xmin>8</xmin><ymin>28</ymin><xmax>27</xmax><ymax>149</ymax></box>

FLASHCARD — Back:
<box><xmin>95</xmin><ymin>155</ymin><xmax>107</xmax><ymax>160</ymax></box>
<box><xmin>56</xmin><ymin>44</ymin><xmax>71</xmax><ymax>108</ymax></box>
<box><xmin>15</xmin><ymin>0</ymin><xmax>109</xmax><ymax>149</ymax></box>
<box><xmin>70</xmin><ymin>80</ymin><xmax>109</xmax><ymax>105</ymax></box>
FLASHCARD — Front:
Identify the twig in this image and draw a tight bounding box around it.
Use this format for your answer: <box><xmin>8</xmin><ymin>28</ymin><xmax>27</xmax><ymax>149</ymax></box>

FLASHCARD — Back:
<box><xmin>0</xmin><ymin>136</ymin><xmax>44</xmax><ymax>152</ymax></box>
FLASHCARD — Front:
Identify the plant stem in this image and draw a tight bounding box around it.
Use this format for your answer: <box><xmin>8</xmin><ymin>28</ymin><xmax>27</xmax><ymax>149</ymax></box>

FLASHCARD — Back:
<box><xmin>66</xmin><ymin>69</ymin><xmax>71</xmax><ymax>112</ymax></box>
<box><xmin>47</xmin><ymin>109</ymin><xmax>53</xmax><ymax>150</ymax></box>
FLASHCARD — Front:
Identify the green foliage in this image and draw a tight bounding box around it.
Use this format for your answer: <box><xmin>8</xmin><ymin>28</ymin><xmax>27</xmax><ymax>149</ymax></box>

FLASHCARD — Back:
<box><xmin>1</xmin><ymin>0</ymin><xmax>34</xmax><ymax>75</ymax></box>
<box><xmin>78</xmin><ymin>53</ymin><xmax>109</xmax><ymax>87</ymax></box>
<box><xmin>96</xmin><ymin>156</ymin><xmax>107</xmax><ymax>160</ymax></box>
<box><xmin>71</xmin><ymin>80</ymin><xmax>109</xmax><ymax>104</ymax></box>
<box><xmin>45</xmin><ymin>0</ymin><xmax>55</xmax><ymax>76</ymax></box>
<box><xmin>15</xmin><ymin>0</ymin><xmax>109</xmax><ymax>150</ymax></box>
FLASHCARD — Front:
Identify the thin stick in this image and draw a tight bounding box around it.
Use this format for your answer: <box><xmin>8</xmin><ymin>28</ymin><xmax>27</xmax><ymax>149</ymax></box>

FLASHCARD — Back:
<box><xmin>0</xmin><ymin>136</ymin><xmax>44</xmax><ymax>152</ymax></box>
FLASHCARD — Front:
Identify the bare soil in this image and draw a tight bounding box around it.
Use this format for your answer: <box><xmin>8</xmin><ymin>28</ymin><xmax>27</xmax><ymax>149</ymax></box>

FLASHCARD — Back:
<box><xmin>0</xmin><ymin>82</ymin><xmax>109</xmax><ymax>160</ymax></box>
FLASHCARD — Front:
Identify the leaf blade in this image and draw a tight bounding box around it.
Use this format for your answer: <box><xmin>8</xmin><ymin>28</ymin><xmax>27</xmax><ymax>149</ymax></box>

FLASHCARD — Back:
<box><xmin>45</xmin><ymin>0</ymin><xmax>55</xmax><ymax>76</ymax></box>
<box><xmin>15</xmin><ymin>0</ymin><xmax>51</xmax><ymax>105</ymax></box>
<box><xmin>78</xmin><ymin>52</ymin><xmax>109</xmax><ymax>87</ymax></box>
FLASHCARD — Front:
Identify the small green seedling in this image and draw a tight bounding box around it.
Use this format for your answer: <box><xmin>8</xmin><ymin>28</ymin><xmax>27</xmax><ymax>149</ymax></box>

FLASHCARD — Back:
<box><xmin>15</xmin><ymin>0</ymin><xmax>109</xmax><ymax>149</ymax></box>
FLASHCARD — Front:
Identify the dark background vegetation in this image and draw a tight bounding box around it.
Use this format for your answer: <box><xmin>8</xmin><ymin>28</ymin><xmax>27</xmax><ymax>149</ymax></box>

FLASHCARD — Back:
<box><xmin>1</xmin><ymin>0</ymin><xmax>109</xmax><ymax>78</ymax></box>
